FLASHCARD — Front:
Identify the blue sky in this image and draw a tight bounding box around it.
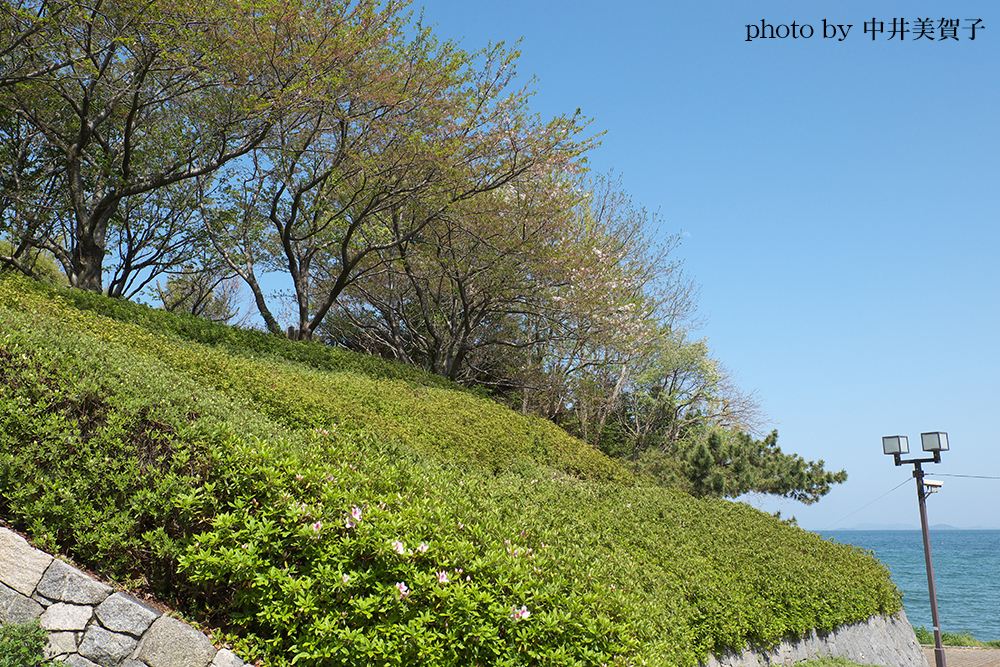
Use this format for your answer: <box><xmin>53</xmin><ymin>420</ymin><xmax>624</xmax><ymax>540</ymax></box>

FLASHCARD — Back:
<box><xmin>416</xmin><ymin>0</ymin><xmax>1000</xmax><ymax>530</ymax></box>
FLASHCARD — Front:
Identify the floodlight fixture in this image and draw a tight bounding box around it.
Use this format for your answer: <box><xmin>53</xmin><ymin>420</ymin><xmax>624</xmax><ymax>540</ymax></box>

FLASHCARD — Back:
<box><xmin>921</xmin><ymin>432</ymin><xmax>950</xmax><ymax>452</ymax></box>
<box><xmin>882</xmin><ymin>435</ymin><xmax>909</xmax><ymax>456</ymax></box>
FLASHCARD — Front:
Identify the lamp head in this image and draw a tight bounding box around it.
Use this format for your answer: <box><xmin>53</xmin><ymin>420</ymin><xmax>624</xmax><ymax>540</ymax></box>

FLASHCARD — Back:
<box><xmin>921</xmin><ymin>432</ymin><xmax>949</xmax><ymax>452</ymax></box>
<box><xmin>882</xmin><ymin>435</ymin><xmax>909</xmax><ymax>456</ymax></box>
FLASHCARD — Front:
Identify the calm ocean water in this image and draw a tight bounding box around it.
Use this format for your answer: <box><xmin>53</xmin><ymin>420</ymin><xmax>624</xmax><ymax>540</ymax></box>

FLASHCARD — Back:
<box><xmin>817</xmin><ymin>530</ymin><xmax>1000</xmax><ymax>641</ymax></box>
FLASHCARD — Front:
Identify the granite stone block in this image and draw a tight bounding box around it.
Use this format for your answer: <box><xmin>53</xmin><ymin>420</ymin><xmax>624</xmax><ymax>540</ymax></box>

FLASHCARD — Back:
<box><xmin>0</xmin><ymin>581</ymin><xmax>45</xmax><ymax>624</ymax></box>
<box><xmin>64</xmin><ymin>654</ymin><xmax>102</xmax><ymax>667</ymax></box>
<box><xmin>0</xmin><ymin>528</ymin><xmax>53</xmax><ymax>596</ymax></box>
<box><xmin>78</xmin><ymin>624</ymin><xmax>139</xmax><ymax>667</ymax></box>
<box><xmin>211</xmin><ymin>648</ymin><xmax>246</xmax><ymax>667</ymax></box>
<box><xmin>36</xmin><ymin>559</ymin><xmax>112</xmax><ymax>606</ymax></box>
<box><xmin>96</xmin><ymin>593</ymin><xmax>160</xmax><ymax>637</ymax></box>
<box><xmin>45</xmin><ymin>630</ymin><xmax>80</xmax><ymax>658</ymax></box>
<box><xmin>41</xmin><ymin>602</ymin><xmax>94</xmax><ymax>631</ymax></box>
<box><xmin>135</xmin><ymin>616</ymin><xmax>217</xmax><ymax>667</ymax></box>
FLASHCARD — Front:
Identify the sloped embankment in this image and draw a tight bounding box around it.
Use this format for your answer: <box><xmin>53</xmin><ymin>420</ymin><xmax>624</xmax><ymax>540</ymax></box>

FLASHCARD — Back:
<box><xmin>0</xmin><ymin>274</ymin><xmax>901</xmax><ymax>667</ymax></box>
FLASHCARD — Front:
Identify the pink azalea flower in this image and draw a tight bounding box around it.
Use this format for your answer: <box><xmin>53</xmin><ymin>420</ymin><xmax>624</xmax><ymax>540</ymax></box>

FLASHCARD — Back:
<box><xmin>417</xmin><ymin>543</ymin><xmax>429</xmax><ymax>553</ymax></box>
<box><xmin>312</xmin><ymin>521</ymin><xmax>322</xmax><ymax>532</ymax></box>
<box><xmin>510</xmin><ymin>605</ymin><xmax>530</xmax><ymax>621</ymax></box>
<box><xmin>342</xmin><ymin>574</ymin><xmax>350</xmax><ymax>583</ymax></box>
<box><xmin>395</xmin><ymin>581</ymin><xmax>410</xmax><ymax>597</ymax></box>
<box><xmin>436</xmin><ymin>571</ymin><xmax>449</xmax><ymax>584</ymax></box>
<box><xmin>295</xmin><ymin>474</ymin><xmax>303</xmax><ymax>481</ymax></box>
<box><xmin>392</xmin><ymin>540</ymin><xmax>406</xmax><ymax>554</ymax></box>
<box><xmin>351</xmin><ymin>506</ymin><xmax>363</xmax><ymax>522</ymax></box>
<box><xmin>345</xmin><ymin>516</ymin><xmax>356</xmax><ymax>529</ymax></box>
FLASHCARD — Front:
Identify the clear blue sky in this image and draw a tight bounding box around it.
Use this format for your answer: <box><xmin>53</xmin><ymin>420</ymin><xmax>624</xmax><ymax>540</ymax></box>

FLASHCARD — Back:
<box><xmin>415</xmin><ymin>0</ymin><xmax>1000</xmax><ymax>530</ymax></box>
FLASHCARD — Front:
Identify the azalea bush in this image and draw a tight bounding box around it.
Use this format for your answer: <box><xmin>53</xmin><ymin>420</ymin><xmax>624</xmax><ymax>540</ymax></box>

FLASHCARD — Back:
<box><xmin>0</xmin><ymin>274</ymin><xmax>902</xmax><ymax>667</ymax></box>
<box><xmin>179</xmin><ymin>428</ymin><xmax>640</xmax><ymax>666</ymax></box>
<box><xmin>177</xmin><ymin>423</ymin><xmax>900</xmax><ymax>666</ymax></box>
<box><xmin>10</xmin><ymin>276</ymin><xmax>626</xmax><ymax>483</ymax></box>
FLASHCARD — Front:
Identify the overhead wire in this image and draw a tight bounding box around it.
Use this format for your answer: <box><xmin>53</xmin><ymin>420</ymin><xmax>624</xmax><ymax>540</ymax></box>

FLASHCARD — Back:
<box><xmin>821</xmin><ymin>476</ymin><xmax>913</xmax><ymax>532</ymax></box>
<box><xmin>932</xmin><ymin>473</ymin><xmax>1000</xmax><ymax>480</ymax></box>
<box><xmin>820</xmin><ymin>471</ymin><xmax>999</xmax><ymax>532</ymax></box>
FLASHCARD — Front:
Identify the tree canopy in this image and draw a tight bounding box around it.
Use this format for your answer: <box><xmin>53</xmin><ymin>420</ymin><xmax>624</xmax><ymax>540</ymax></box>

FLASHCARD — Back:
<box><xmin>0</xmin><ymin>0</ymin><xmax>846</xmax><ymax>504</ymax></box>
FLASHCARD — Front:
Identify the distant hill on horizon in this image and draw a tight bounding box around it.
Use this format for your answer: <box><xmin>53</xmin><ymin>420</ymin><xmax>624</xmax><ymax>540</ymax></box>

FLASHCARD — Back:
<box><xmin>822</xmin><ymin>523</ymin><xmax>997</xmax><ymax>531</ymax></box>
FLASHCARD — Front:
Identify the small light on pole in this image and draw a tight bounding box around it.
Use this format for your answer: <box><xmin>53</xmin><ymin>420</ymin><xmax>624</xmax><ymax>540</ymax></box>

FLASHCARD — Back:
<box><xmin>882</xmin><ymin>432</ymin><xmax>949</xmax><ymax>667</ymax></box>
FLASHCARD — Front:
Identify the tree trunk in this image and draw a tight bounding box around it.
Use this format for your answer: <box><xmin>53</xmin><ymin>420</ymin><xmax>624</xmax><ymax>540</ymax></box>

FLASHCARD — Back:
<box><xmin>70</xmin><ymin>208</ymin><xmax>112</xmax><ymax>293</ymax></box>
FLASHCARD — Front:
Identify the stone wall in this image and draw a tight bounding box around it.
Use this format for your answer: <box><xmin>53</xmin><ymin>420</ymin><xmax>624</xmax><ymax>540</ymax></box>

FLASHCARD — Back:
<box><xmin>0</xmin><ymin>528</ymin><xmax>243</xmax><ymax>667</ymax></box>
<box><xmin>3</xmin><ymin>525</ymin><xmax>929</xmax><ymax>667</ymax></box>
<box><xmin>703</xmin><ymin>610</ymin><xmax>929</xmax><ymax>667</ymax></box>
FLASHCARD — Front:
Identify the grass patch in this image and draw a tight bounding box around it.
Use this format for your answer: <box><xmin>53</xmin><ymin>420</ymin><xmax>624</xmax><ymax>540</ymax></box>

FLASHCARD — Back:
<box><xmin>913</xmin><ymin>626</ymin><xmax>1000</xmax><ymax>648</ymax></box>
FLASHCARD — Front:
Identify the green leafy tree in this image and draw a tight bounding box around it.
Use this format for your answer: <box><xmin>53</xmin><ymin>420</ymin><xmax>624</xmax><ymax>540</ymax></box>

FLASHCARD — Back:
<box><xmin>608</xmin><ymin>328</ymin><xmax>763</xmax><ymax>459</ymax></box>
<box><xmin>681</xmin><ymin>429</ymin><xmax>847</xmax><ymax>504</ymax></box>
<box><xmin>210</xmin><ymin>29</ymin><xmax>593</xmax><ymax>341</ymax></box>
<box><xmin>0</xmin><ymin>0</ymin><xmax>341</xmax><ymax>292</ymax></box>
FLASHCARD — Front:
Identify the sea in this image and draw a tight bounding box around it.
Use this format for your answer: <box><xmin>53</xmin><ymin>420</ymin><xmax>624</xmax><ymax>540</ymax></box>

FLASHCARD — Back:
<box><xmin>816</xmin><ymin>530</ymin><xmax>1000</xmax><ymax>641</ymax></box>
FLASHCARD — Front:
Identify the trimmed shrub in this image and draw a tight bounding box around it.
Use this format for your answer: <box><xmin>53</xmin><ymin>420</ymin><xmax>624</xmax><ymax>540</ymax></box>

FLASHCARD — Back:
<box><xmin>0</xmin><ymin>274</ymin><xmax>902</xmax><ymax>667</ymax></box>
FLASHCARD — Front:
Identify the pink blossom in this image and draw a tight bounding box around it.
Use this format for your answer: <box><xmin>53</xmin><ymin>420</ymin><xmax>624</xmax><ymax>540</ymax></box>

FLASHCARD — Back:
<box><xmin>351</xmin><ymin>506</ymin><xmax>363</xmax><ymax>523</ymax></box>
<box><xmin>345</xmin><ymin>516</ymin><xmax>356</xmax><ymax>529</ymax></box>
<box><xmin>395</xmin><ymin>581</ymin><xmax>410</xmax><ymax>597</ymax></box>
<box><xmin>295</xmin><ymin>474</ymin><xmax>303</xmax><ymax>481</ymax></box>
<box><xmin>342</xmin><ymin>574</ymin><xmax>351</xmax><ymax>583</ymax></box>
<box><xmin>436</xmin><ymin>571</ymin><xmax>449</xmax><ymax>584</ymax></box>
<box><xmin>510</xmin><ymin>605</ymin><xmax>530</xmax><ymax>621</ymax></box>
<box><xmin>392</xmin><ymin>540</ymin><xmax>406</xmax><ymax>554</ymax></box>
<box><xmin>312</xmin><ymin>521</ymin><xmax>322</xmax><ymax>532</ymax></box>
<box><xmin>417</xmin><ymin>542</ymin><xmax>429</xmax><ymax>553</ymax></box>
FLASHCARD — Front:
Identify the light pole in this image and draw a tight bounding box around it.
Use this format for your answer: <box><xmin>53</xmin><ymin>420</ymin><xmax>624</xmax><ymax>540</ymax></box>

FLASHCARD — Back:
<box><xmin>882</xmin><ymin>432</ymin><xmax>950</xmax><ymax>667</ymax></box>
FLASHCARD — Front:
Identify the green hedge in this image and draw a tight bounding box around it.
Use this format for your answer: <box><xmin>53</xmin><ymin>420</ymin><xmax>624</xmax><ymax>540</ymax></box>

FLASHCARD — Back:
<box><xmin>0</xmin><ymin>273</ymin><xmax>901</xmax><ymax>667</ymax></box>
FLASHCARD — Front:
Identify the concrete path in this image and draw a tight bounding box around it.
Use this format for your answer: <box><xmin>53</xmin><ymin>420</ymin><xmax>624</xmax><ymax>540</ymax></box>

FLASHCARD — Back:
<box><xmin>923</xmin><ymin>646</ymin><xmax>1000</xmax><ymax>667</ymax></box>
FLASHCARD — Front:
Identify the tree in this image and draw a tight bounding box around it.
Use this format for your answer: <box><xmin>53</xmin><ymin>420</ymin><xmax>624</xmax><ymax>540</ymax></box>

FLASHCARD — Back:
<box><xmin>324</xmin><ymin>162</ymin><xmax>582</xmax><ymax>381</ymax></box>
<box><xmin>0</xmin><ymin>239</ymin><xmax>63</xmax><ymax>284</ymax></box>
<box><xmin>0</xmin><ymin>0</ymin><xmax>384</xmax><ymax>292</ymax></box>
<box><xmin>680</xmin><ymin>430</ymin><xmax>847</xmax><ymax>504</ymax></box>
<box><xmin>0</xmin><ymin>0</ymin><xmax>87</xmax><ymax>88</ymax></box>
<box><xmin>210</xmin><ymin>31</ymin><xmax>593</xmax><ymax>341</ymax></box>
<box><xmin>156</xmin><ymin>268</ymin><xmax>245</xmax><ymax>324</ymax></box>
<box><xmin>0</xmin><ymin>102</ymin><xmax>63</xmax><ymax>279</ymax></box>
<box><xmin>605</xmin><ymin>328</ymin><xmax>764</xmax><ymax>461</ymax></box>
<box><xmin>322</xmin><ymin>171</ymin><xmax>685</xmax><ymax>402</ymax></box>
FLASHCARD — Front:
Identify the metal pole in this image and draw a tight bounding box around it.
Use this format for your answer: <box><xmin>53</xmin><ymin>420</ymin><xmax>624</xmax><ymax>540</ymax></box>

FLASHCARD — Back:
<box><xmin>914</xmin><ymin>462</ymin><xmax>946</xmax><ymax>667</ymax></box>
